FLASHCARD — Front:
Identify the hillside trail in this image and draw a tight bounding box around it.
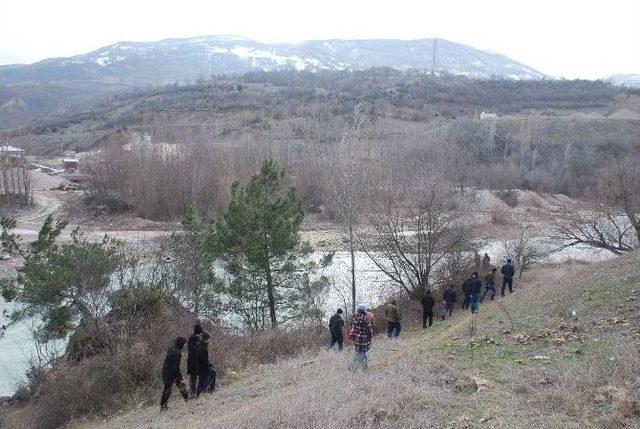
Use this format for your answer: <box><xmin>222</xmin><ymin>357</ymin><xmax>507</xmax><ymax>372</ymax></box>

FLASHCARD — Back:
<box><xmin>165</xmin><ymin>311</ymin><xmax>477</xmax><ymax>427</ymax></box>
<box><xmin>74</xmin><ymin>296</ymin><xmax>495</xmax><ymax>429</ymax></box>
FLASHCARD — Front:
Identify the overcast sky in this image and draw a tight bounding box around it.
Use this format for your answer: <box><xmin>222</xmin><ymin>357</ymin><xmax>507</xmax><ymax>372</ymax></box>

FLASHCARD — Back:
<box><xmin>1</xmin><ymin>0</ymin><xmax>639</xmax><ymax>78</ymax></box>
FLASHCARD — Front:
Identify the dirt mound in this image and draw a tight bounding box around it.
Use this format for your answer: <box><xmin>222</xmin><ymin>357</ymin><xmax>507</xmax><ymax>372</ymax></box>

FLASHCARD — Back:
<box><xmin>608</xmin><ymin>109</ymin><xmax>640</xmax><ymax>120</ymax></box>
<box><xmin>474</xmin><ymin>189</ymin><xmax>511</xmax><ymax>211</ymax></box>
<box><xmin>517</xmin><ymin>190</ymin><xmax>554</xmax><ymax>210</ymax></box>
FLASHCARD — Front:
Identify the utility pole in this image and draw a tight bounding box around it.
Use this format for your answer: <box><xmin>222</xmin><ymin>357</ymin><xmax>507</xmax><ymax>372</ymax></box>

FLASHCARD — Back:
<box><xmin>431</xmin><ymin>37</ymin><xmax>437</xmax><ymax>76</ymax></box>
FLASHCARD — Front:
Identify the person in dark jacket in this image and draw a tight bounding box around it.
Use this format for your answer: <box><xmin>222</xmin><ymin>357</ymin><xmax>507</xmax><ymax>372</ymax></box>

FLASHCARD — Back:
<box><xmin>160</xmin><ymin>336</ymin><xmax>186</xmax><ymax>410</ymax></box>
<box><xmin>196</xmin><ymin>331</ymin><xmax>216</xmax><ymax>396</ymax></box>
<box><xmin>328</xmin><ymin>308</ymin><xmax>345</xmax><ymax>350</ymax></box>
<box><xmin>467</xmin><ymin>272</ymin><xmax>482</xmax><ymax>314</ymax></box>
<box><xmin>442</xmin><ymin>285</ymin><xmax>457</xmax><ymax>320</ymax></box>
<box><xmin>421</xmin><ymin>289</ymin><xmax>435</xmax><ymax>328</ymax></box>
<box><xmin>481</xmin><ymin>253</ymin><xmax>491</xmax><ymax>270</ymax></box>
<box><xmin>186</xmin><ymin>323</ymin><xmax>203</xmax><ymax>398</ymax></box>
<box><xmin>481</xmin><ymin>268</ymin><xmax>497</xmax><ymax>302</ymax></box>
<box><xmin>501</xmin><ymin>259</ymin><xmax>516</xmax><ymax>296</ymax></box>
<box><xmin>462</xmin><ymin>278</ymin><xmax>471</xmax><ymax>310</ymax></box>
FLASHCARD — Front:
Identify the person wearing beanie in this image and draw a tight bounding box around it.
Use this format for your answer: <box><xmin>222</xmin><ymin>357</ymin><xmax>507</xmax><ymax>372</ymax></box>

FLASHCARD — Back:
<box><xmin>160</xmin><ymin>336</ymin><xmax>186</xmax><ymax>410</ymax></box>
<box><xmin>328</xmin><ymin>308</ymin><xmax>345</xmax><ymax>350</ymax></box>
<box><xmin>349</xmin><ymin>304</ymin><xmax>373</xmax><ymax>371</ymax></box>
<box><xmin>187</xmin><ymin>323</ymin><xmax>203</xmax><ymax>398</ymax></box>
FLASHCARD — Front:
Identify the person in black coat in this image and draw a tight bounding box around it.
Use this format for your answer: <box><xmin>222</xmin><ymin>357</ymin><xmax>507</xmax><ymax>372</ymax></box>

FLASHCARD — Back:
<box><xmin>328</xmin><ymin>309</ymin><xmax>345</xmax><ymax>350</ymax></box>
<box><xmin>186</xmin><ymin>323</ymin><xmax>203</xmax><ymax>398</ymax></box>
<box><xmin>421</xmin><ymin>289</ymin><xmax>435</xmax><ymax>328</ymax></box>
<box><xmin>160</xmin><ymin>336</ymin><xmax>186</xmax><ymax>410</ymax></box>
<box><xmin>501</xmin><ymin>259</ymin><xmax>516</xmax><ymax>295</ymax></box>
<box><xmin>467</xmin><ymin>272</ymin><xmax>482</xmax><ymax>314</ymax></box>
<box><xmin>196</xmin><ymin>331</ymin><xmax>216</xmax><ymax>396</ymax></box>
<box><xmin>442</xmin><ymin>285</ymin><xmax>457</xmax><ymax>320</ymax></box>
<box><xmin>462</xmin><ymin>278</ymin><xmax>471</xmax><ymax>310</ymax></box>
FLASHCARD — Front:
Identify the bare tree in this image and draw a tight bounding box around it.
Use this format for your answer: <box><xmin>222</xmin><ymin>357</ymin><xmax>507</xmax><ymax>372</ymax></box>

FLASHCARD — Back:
<box><xmin>500</xmin><ymin>226</ymin><xmax>544</xmax><ymax>279</ymax></box>
<box><xmin>549</xmin><ymin>158</ymin><xmax>640</xmax><ymax>255</ymax></box>
<box><xmin>363</xmin><ymin>173</ymin><xmax>471</xmax><ymax>298</ymax></box>
<box><xmin>597</xmin><ymin>157</ymin><xmax>640</xmax><ymax>246</ymax></box>
<box><xmin>323</xmin><ymin>105</ymin><xmax>373</xmax><ymax>311</ymax></box>
<box><xmin>549</xmin><ymin>206</ymin><xmax>637</xmax><ymax>255</ymax></box>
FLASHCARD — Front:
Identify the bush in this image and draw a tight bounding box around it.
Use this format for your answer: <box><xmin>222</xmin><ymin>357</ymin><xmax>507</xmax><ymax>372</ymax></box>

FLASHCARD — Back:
<box><xmin>489</xmin><ymin>205</ymin><xmax>511</xmax><ymax>225</ymax></box>
<box><xmin>10</xmin><ymin>302</ymin><xmax>327</xmax><ymax>429</ymax></box>
<box><xmin>494</xmin><ymin>189</ymin><xmax>519</xmax><ymax>208</ymax></box>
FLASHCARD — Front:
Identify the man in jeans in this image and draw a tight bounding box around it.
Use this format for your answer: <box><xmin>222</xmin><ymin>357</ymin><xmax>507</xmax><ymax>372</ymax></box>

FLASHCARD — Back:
<box><xmin>467</xmin><ymin>272</ymin><xmax>482</xmax><ymax>314</ymax></box>
<box><xmin>501</xmin><ymin>259</ymin><xmax>516</xmax><ymax>296</ymax></box>
<box><xmin>350</xmin><ymin>304</ymin><xmax>373</xmax><ymax>371</ymax></box>
<box><xmin>442</xmin><ymin>284</ymin><xmax>457</xmax><ymax>320</ymax></box>
<box><xmin>385</xmin><ymin>298</ymin><xmax>402</xmax><ymax>338</ymax></box>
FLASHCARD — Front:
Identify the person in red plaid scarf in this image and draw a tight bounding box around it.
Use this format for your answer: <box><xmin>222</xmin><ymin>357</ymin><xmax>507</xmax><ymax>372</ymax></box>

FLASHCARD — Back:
<box><xmin>349</xmin><ymin>303</ymin><xmax>373</xmax><ymax>371</ymax></box>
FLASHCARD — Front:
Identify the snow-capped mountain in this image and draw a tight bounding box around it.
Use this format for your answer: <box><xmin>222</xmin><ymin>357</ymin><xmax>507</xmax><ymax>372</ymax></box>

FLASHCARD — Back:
<box><xmin>0</xmin><ymin>35</ymin><xmax>546</xmax><ymax>86</ymax></box>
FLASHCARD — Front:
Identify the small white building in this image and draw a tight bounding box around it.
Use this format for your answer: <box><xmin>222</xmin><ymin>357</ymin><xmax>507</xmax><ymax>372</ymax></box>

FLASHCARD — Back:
<box><xmin>480</xmin><ymin>111</ymin><xmax>498</xmax><ymax>120</ymax></box>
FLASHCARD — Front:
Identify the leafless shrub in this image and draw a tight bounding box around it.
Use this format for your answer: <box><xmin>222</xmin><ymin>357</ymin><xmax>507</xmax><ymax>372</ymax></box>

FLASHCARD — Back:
<box><xmin>500</xmin><ymin>226</ymin><xmax>544</xmax><ymax>278</ymax></box>
<box><xmin>489</xmin><ymin>204</ymin><xmax>511</xmax><ymax>225</ymax></box>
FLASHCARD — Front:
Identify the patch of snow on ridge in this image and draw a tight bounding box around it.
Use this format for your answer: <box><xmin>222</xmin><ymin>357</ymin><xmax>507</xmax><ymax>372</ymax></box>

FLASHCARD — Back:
<box><xmin>209</xmin><ymin>47</ymin><xmax>229</xmax><ymax>54</ymax></box>
<box><xmin>229</xmin><ymin>47</ymin><xmax>322</xmax><ymax>70</ymax></box>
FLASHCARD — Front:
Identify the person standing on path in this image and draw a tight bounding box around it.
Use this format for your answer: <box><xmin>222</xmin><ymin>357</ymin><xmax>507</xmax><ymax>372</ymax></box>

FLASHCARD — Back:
<box><xmin>467</xmin><ymin>272</ymin><xmax>482</xmax><ymax>314</ymax></box>
<box><xmin>442</xmin><ymin>285</ymin><xmax>457</xmax><ymax>320</ymax></box>
<box><xmin>186</xmin><ymin>323</ymin><xmax>203</xmax><ymax>398</ymax></box>
<box><xmin>160</xmin><ymin>336</ymin><xmax>187</xmax><ymax>410</ymax></box>
<box><xmin>501</xmin><ymin>259</ymin><xmax>516</xmax><ymax>296</ymax></box>
<box><xmin>421</xmin><ymin>289</ymin><xmax>435</xmax><ymax>328</ymax></box>
<box><xmin>462</xmin><ymin>277</ymin><xmax>471</xmax><ymax>310</ymax></box>
<box><xmin>328</xmin><ymin>308</ymin><xmax>345</xmax><ymax>350</ymax></box>
<box><xmin>350</xmin><ymin>304</ymin><xmax>373</xmax><ymax>371</ymax></box>
<box><xmin>385</xmin><ymin>298</ymin><xmax>402</xmax><ymax>338</ymax></box>
<box><xmin>481</xmin><ymin>253</ymin><xmax>491</xmax><ymax>270</ymax></box>
<box><xmin>481</xmin><ymin>268</ymin><xmax>497</xmax><ymax>302</ymax></box>
<box><xmin>196</xmin><ymin>331</ymin><xmax>216</xmax><ymax>395</ymax></box>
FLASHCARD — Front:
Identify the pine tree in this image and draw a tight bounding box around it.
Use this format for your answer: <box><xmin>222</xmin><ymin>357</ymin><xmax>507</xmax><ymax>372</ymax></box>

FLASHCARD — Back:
<box><xmin>217</xmin><ymin>158</ymin><xmax>318</xmax><ymax>328</ymax></box>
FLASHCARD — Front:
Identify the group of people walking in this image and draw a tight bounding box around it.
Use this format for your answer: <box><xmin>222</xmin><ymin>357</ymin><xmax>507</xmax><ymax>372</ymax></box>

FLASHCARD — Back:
<box><xmin>159</xmin><ymin>257</ymin><xmax>517</xmax><ymax>409</ymax></box>
<box><xmin>160</xmin><ymin>323</ymin><xmax>217</xmax><ymax>410</ymax></box>
<box><xmin>329</xmin><ymin>256</ymin><xmax>517</xmax><ymax>370</ymax></box>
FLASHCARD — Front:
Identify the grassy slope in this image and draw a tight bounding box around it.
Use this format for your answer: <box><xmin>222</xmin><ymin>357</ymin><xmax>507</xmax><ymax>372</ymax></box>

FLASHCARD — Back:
<box><xmin>72</xmin><ymin>253</ymin><xmax>640</xmax><ymax>429</ymax></box>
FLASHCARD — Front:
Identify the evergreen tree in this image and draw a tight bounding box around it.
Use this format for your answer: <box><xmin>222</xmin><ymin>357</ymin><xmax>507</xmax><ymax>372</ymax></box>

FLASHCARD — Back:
<box><xmin>217</xmin><ymin>158</ymin><xmax>330</xmax><ymax>328</ymax></box>
<box><xmin>167</xmin><ymin>207</ymin><xmax>223</xmax><ymax>318</ymax></box>
<box><xmin>1</xmin><ymin>215</ymin><xmax>123</xmax><ymax>342</ymax></box>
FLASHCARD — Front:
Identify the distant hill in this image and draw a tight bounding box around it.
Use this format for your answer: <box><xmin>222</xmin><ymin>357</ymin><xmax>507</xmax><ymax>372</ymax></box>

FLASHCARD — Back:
<box><xmin>605</xmin><ymin>73</ymin><xmax>640</xmax><ymax>88</ymax></box>
<box><xmin>0</xmin><ymin>36</ymin><xmax>548</xmax><ymax>128</ymax></box>
<box><xmin>0</xmin><ymin>35</ymin><xmax>546</xmax><ymax>87</ymax></box>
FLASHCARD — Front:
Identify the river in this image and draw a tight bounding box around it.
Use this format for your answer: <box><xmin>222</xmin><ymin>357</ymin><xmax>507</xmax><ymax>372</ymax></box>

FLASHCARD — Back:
<box><xmin>0</xmin><ymin>238</ymin><xmax>616</xmax><ymax>396</ymax></box>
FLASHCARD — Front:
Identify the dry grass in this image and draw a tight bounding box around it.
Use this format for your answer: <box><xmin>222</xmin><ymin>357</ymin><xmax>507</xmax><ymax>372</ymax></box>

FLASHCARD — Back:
<box><xmin>7</xmin><ymin>252</ymin><xmax>640</xmax><ymax>429</ymax></box>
